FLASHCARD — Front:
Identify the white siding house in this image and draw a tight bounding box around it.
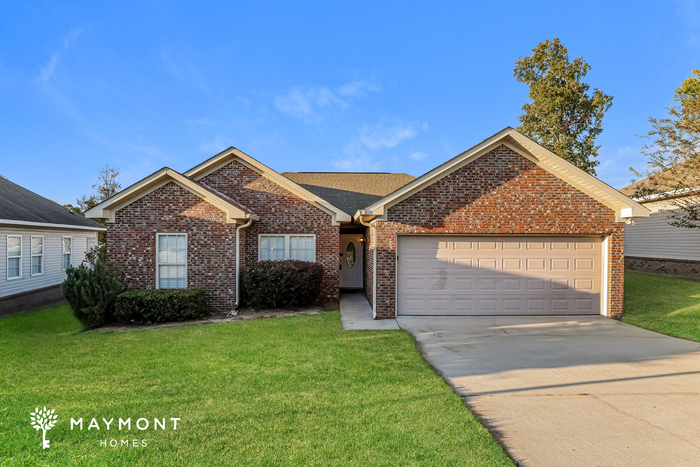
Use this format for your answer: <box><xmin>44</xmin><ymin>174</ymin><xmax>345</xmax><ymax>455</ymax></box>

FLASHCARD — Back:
<box><xmin>625</xmin><ymin>202</ymin><xmax>700</xmax><ymax>261</ymax></box>
<box><xmin>0</xmin><ymin>227</ymin><xmax>98</xmax><ymax>299</ymax></box>
<box><xmin>621</xmin><ymin>180</ymin><xmax>700</xmax><ymax>278</ymax></box>
<box><xmin>0</xmin><ymin>177</ymin><xmax>105</xmax><ymax>313</ymax></box>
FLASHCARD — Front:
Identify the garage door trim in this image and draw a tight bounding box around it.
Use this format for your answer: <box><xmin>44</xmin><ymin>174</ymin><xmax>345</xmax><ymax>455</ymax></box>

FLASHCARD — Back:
<box><xmin>395</xmin><ymin>234</ymin><xmax>609</xmax><ymax>317</ymax></box>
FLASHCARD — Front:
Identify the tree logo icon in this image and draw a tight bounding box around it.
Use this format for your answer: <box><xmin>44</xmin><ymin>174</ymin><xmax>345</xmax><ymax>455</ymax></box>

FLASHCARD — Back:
<box><xmin>30</xmin><ymin>407</ymin><xmax>58</xmax><ymax>449</ymax></box>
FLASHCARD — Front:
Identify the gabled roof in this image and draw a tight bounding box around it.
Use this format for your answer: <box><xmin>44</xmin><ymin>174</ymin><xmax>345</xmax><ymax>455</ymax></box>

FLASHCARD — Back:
<box><xmin>84</xmin><ymin>168</ymin><xmax>258</xmax><ymax>224</ymax></box>
<box><xmin>620</xmin><ymin>161</ymin><xmax>700</xmax><ymax>201</ymax></box>
<box><xmin>0</xmin><ymin>177</ymin><xmax>105</xmax><ymax>231</ymax></box>
<box><xmin>282</xmin><ymin>172</ymin><xmax>416</xmax><ymax>216</ymax></box>
<box><xmin>184</xmin><ymin>147</ymin><xmax>351</xmax><ymax>223</ymax></box>
<box><xmin>357</xmin><ymin>127</ymin><xmax>650</xmax><ymax>222</ymax></box>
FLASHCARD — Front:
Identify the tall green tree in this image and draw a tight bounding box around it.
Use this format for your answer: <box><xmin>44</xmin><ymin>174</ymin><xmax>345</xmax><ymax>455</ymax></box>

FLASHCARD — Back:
<box><xmin>514</xmin><ymin>38</ymin><xmax>613</xmax><ymax>174</ymax></box>
<box><xmin>632</xmin><ymin>69</ymin><xmax>700</xmax><ymax>228</ymax></box>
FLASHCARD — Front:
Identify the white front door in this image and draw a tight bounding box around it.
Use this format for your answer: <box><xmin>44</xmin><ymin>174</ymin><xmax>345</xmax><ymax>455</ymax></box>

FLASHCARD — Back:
<box><xmin>340</xmin><ymin>234</ymin><xmax>364</xmax><ymax>288</ymax></box>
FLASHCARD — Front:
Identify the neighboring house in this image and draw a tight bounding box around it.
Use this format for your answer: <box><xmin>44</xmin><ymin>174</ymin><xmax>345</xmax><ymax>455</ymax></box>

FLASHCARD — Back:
<box><xmin>86</xmin><ymin>128</ymin><xmax>648</xmax><ymax>319</ymax></box>
<box><xmin>0</xmin><ymin>177</ymin><xmax>105</xmax><ymax>314</ymax></box>
<box><xmin>620</xmin><ymin>177</ymin><xmax>700</xmax><ymax>278</ymax></box>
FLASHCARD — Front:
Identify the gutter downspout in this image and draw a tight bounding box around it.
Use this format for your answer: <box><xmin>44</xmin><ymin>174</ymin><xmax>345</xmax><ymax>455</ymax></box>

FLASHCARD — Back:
<box><xmin>357</xmin><ymin>211</ymin><xmax>377</xmax><ymax>319</ymax></box>
<box><xmin>230</xmin><ymin>217</ymin><xmax>253</xmax><ymax>316</ymax></box>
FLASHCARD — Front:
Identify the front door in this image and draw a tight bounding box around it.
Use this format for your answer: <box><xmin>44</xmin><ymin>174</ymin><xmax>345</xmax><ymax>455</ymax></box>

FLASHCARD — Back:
<box><xmin>340</xmin><ymin>234</ymin><xmax>364</xmax><ymax>288</ymax></box>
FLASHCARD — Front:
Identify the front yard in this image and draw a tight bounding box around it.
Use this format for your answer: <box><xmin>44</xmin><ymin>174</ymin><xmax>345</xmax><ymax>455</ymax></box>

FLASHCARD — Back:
<box><xmin>624</xmin><ymin>270</ymin><xmax>700</xmax><ymax>343</ymax></box>
<box><xmin>0</xmin><ymin>305</ymin><xmax>512</xmax><ymax>466</ymax></box>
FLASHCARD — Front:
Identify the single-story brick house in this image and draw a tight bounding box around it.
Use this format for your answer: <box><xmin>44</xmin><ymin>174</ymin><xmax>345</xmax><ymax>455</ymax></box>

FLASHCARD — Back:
<box><xmin>620</xmin><ymin>173</ymin><xmax>700</xmax><ymax>278</ymax></box>
<box><xmin>86</xmin><ymin>128</ymin><xmax>648</xmax><ymax>319</ymax></box>
<box><xmin>1</xmin><ymin>177</ymin><xmax>105</xmax><ymax>315</ymax></box>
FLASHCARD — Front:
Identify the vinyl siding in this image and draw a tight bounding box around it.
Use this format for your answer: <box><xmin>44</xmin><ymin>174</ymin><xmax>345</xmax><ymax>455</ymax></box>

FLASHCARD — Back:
<box><xmin>625</xmin><ymin>210</ymin><xmax>700</xmax><ymax>261</ymax></box>
<box><xmin>0</xmin><ymin>226</ymin><xmax>99</xmax><ymax>299</ymax></box>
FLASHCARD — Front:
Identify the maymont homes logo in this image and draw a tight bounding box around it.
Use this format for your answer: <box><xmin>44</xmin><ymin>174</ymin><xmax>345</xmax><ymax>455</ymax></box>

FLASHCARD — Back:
<box><xmin>29</xmin><ymin>407</ymin><xmax>180</xmax><ymax>449</ymax></box>
<box><xmin>30</xmin><ymin>407</ymin><xmax>58</xmax><ymax>449</ymax></box>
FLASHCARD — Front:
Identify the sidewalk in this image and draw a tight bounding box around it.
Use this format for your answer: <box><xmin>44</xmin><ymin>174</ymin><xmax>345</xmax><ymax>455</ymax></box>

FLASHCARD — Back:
<box><xmin>339</xmin><ymin>293</ymin><xmax>399</xmax><ymax>330</ymax></box>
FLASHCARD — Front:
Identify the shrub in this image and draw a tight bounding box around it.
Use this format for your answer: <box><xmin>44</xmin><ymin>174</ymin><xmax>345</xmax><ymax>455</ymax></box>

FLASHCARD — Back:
<box><xmin>62</xmin><ymin>259</ymin><xmax>123</xmax><ymax>328</ymax></box>
<box><xmin>115</xmin><ymin>288</ymin><xmax>210</xmax><ymax>324</ymax></box>
<box><xmin>82</xmin><ymin>242</ymin><xmax>106</xmax><ymax>267</ymax></box>
<box><xmin>243</xmin><ymin>260</ymin><xmax>324</xmax><ymax>309</ymax></box>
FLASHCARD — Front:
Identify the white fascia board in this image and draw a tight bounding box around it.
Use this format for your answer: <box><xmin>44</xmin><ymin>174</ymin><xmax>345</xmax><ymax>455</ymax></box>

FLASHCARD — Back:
<box><xmin>85</xmin><ymin>167</ymin><xmax>171</xmax><ymax>219</ymax></box>
<box><xmin>85</xmin><ymin>167</ymin><xmax>255</xmax><ymax>224</ymax></box>
<box><xmin>507</xmin><ymin>131</ymin><xmax>650</xmax><ymax>218</ymax></box>
<box><xmin>0</xmin><ymin>219</ymin><xmax>106</xmax><ymax>231</ymax></box>
<box><xmin>363</xmin><ymin>129</ymin><xmax>513</xmax><ymax>214</ymax></box>
<box><xmin>364</xmin><ymin>127</ymin><xmax>650</xmax><ymax>221</ymax></box>
<box><xmin>184</xmin><ymin>147</ymin><xmax>351</xmax><ymax>224</ymax></box>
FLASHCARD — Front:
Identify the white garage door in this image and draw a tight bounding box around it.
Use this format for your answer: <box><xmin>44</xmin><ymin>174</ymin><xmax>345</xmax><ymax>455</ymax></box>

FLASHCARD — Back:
<box><xmin>397</xmin><ymin>236</ymin><xmax>603</xmax><ymax>316</ymax></box>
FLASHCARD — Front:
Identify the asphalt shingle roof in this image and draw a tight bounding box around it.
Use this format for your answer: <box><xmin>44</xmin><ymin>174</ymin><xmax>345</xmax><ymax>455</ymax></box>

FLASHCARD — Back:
<box><xmin>0</xmin><ymin>177</ymin><xmax>104</xmax><ymax>229</ymax></box>
<box><xmin>282</xmin><ymin>172</ymin><xmax>416</xmax><ymax>215</ymax></box>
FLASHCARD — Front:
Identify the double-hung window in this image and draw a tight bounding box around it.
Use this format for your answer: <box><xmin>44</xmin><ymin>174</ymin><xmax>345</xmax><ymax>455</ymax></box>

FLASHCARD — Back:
<box><xmin>31</xmin><ymin>236</ymin><xmax>43</xmax><ymax>275</ymax></box>
<box><xmin>62</xmin><ymin>237</ymin><xmax>72</xmax><ymax>270</ymax></box>
<box><xmin>157</xmin><ymin>233</ymin><xmax>187</xmax><ymax>289</ymax></box>
<box><xmin>259</xmin><ymin>234</ymin><xmax>316</xmax><ymax>262</ymax></box>
<box><xmin>87</xmin><ymin>237</ymin><xmax>96</xmax><ymax>252</ymax></box>
<box><xmin>7</xmin><ymin>235</ymin><xmax>21</xmax><ymax>279</ymax></box>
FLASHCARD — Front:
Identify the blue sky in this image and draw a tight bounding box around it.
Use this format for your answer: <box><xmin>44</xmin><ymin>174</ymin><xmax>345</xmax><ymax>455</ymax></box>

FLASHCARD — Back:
<box><xmin>1</xmin><ymin>1</ymin><xmax>699</xmax><ymax>205</ymax></box>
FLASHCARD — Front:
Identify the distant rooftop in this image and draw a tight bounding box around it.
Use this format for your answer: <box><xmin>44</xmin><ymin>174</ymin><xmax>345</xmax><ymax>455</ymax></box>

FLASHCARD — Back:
<box><xmin>0</xmin><ymin>177</ymin><xmax>104</xmax><ymax>229</ymax></box>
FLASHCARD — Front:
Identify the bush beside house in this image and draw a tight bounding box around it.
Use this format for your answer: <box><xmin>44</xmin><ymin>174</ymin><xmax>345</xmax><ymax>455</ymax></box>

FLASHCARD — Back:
<box><xmin>244</xmin><ymin>260</ymin><xmax>324</xmax><ymax>309</ymax></box>
<box><xmin>115</xmin><ymin>288</ymin><xmax>209</xmax><ymax>324</ymax></box>
<box><xmin>62</xmin><ymin>260</ymin><xmax>123</xmax><ymax>328</ymax></box>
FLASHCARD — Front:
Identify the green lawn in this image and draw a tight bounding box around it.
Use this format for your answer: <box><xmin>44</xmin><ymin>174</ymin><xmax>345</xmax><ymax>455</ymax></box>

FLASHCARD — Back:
<box><xmin>624</xmin><ymin>270</ymin><xmax>700</xmax><ymax>343</ymax></box>
<box><xmin>0</xmin><ymin>305</ymin><xmax>512</xmax><ymax>466</ymax></box>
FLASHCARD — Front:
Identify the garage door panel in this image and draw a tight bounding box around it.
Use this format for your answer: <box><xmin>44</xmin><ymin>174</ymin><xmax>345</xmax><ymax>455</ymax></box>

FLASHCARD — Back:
<box><xmin>397</xmin><ymin>235</ymin><xmax>602</xmax><ymax>316</ymax></box>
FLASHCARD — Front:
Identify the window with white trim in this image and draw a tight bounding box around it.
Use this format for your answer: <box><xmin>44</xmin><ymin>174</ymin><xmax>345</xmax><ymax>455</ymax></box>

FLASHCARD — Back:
<box><xmin>87</xmin><ymin>237</ymin><xmax>96</xmax><ymax>252</ymax></box>
<box><xmin>259</xmin><ymin>234</ymin><xmax>316</xmax><ymax>262</ymax></box>
<box><xmin>31</xmin><ymin>236</ymin><xmax>43</xmax><ymax>275</ymax></box>
<box><xmin>157</xmin><ymin>233</ymin><xmax>187</xmax><ymax>289</ymax></box>
<box><xmin>62</xmin><ymin>237</ymin><xmax>72</xmax><ymax>270</ymax></box>
<box><xmin>7</xmin><ymin>235</ymin><xmax>21</xmax><ymax>279</ymax></box>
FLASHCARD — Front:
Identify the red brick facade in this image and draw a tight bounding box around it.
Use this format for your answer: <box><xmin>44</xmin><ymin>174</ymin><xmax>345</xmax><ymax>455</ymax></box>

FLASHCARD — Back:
<box><xmin>108</xmin><ymin>145</ymin><xmax>627</xmax><ymax>318</ymax></box>
<box><xmin>107</xmin><ymin>160</ymin><xmax>341</xmax><ymax>311</ymax></box>
<box><xmin>365</xmin><ymin>145</ymin><xmax>625</xmax><ymax>319</ymax></box>
<box><xmin>108</xmin><ymin>182</ymin><xmax>238</xmax><ymax>312</ymax></box>
<box><xmin>199</xmin><ymin>160</ymin><xmax>339</xmax><ymax>304</ymax></box>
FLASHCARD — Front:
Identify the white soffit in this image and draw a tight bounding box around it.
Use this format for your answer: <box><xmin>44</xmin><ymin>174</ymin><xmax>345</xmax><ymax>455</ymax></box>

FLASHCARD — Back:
<box><xmin>184</xmin><ymin>147</ymin><xmax>351</xmax><ymax>223</ymax></box>
<box><xmin>359</xmin><ymin>128</ymin><xmax>649</xmax><ymax>221</ymax></box>
<box><xmin>84</xmin><ymin>168</ymin><xmax>256</xmax><ymax>223</ymax></box>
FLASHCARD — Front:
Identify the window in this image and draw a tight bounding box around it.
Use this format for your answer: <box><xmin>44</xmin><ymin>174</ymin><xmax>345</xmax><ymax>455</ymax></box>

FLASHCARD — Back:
<box><xmin>62</xmin><ymin>237</ymin><xmax>72</xmax><ymax>270</ymax></box>
<box><xmin>259</xmin><ymin>234</ymin><xmax>316</xmax><ymax>262</ymax></box>
<box><xmin>7</xmin><ymin>235</ymin><xmax>21</xmax><ymax>279</ymax></box>
<box><xmin>87</xmin><ymin>237</ymin><xmax>96</xmax><ymax>252</ymax></box>
<box><xmin>31</xmin><ymin>236</ymin><xmax>43</xmax><ymax>275</ymax></box>
<box><xmin>157</xmin><ymin>233</ymin><xmax>187</xmax><ymax>289</ymax></box>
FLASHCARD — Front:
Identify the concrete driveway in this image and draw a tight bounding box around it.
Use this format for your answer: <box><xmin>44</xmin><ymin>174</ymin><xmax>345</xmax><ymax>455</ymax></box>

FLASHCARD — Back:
<box><xmin>397</xmin><ymin>316</ymin><xmax>700</xmax><ymax>467</ymax></box>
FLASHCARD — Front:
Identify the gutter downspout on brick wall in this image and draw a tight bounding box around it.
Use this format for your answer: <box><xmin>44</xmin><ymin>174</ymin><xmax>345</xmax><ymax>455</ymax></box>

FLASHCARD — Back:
<box><xmin>231</xmin><ymin>217</ymin><xmax>253</xmax><ymax>315</ymax></box>
<box><xmin>358</xmin><ymin>212</ymin><xmax>377</xmax><ymax>319</ymax></box>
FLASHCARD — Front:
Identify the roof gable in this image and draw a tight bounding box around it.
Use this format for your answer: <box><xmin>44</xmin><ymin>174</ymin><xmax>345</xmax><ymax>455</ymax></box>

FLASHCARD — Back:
<box><xmin>84</xmin><ymin>168</ymin><xmax>258</xmax><ymax>224</ymax></box>
<box><xmin>358</xmin><ymin>128</ymin><xmax>649</xmax><ymax>222</ymax></box>
<box><xmin>183</xmin><ymin>147</ymin><xmax>351</xmax><ymax>223</ymax></box>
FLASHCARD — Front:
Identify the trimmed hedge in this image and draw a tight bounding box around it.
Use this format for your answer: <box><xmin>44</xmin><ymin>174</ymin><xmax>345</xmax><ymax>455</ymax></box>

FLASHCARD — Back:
<box><xmin>62</xmin><ymin>259</ymin><xmax>123</xmax><ymax>329</ymax></box>
<box><xmin>243</xmin><ymin>260</ymin><xmax>324</xmax><ymax>309</ymax></box>
<box><xmin>115</xmin><ymin>288</ymin><xmax>210</xmax><ymax>324</ymax></box>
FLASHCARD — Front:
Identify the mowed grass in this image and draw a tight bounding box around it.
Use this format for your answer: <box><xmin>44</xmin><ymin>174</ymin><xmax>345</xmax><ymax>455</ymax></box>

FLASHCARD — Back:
<box><xmin>0</xmin><ymin>304</ymin><xmax>512</xmax><ymax>466</ymax></box>
<box><xmin>624</xmin><ymin>270</ymin><xmax>700</xmax><ymax>343</ymax></box>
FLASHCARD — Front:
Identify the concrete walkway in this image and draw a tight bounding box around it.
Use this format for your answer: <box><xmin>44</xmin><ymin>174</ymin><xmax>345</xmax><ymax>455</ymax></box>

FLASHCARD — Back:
<box><xmin>397</xmin><ymin>315</ymin><xmax>700</xmax><ymax>467</ymax></box>
<box><xmin>339</xmin><ymin>293</ymin><xmax>399</xmax><ymax>330</ymax></box>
